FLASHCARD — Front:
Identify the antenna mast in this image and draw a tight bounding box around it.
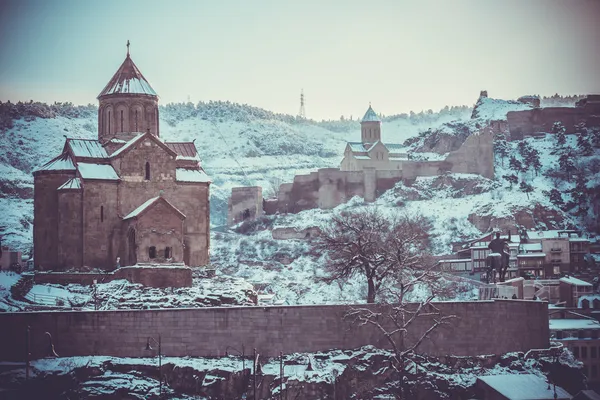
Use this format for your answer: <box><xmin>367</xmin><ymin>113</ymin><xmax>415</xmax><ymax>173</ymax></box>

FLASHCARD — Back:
<box><xmin>298</xmin><ymin>89</ymin><xmax>306</xmax><ymax>119</ymax></box>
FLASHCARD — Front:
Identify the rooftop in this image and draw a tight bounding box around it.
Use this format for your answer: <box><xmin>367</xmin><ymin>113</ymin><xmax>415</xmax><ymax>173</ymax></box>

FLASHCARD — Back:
<box><xmin>34</xmin><ymin>153</ymin><xmax>76</xmax><ymax>173</ymax></box>
<box><xmin>550</xmin><ymin>318</ymin><xmax>600</xmax><ymax>331</ymax></box>
<box><xmin>560</xmin><ymin>276</ymin><xmax>593</xmax><ymax>286</ymax></box>
<box><xmin>477</xmin><ymin>374</ymin><xmax>571</xmax><ymax>399</ymax></box>
<box><xmin>361</xmin><ymin>105</ymin><xmax>381</xmax><ymax>123</ymax></box>
<box><xmin>77</xmin><ymin>163</ymin><xmax>119</xmax><ymax>181</ymax></box>
<box><xmin>66</xmin><ymin>139</ymin><xmax>109</xmax><ymax>159</ymax></box>
<box><xmin>97</xmin><ymin>52</ymin><xmax>157</xmax><ymax>98</ymax></box>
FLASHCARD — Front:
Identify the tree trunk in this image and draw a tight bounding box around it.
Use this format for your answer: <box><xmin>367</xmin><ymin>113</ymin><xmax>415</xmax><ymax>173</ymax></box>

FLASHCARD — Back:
<box><xmin>367</xmin><ymin>278</ymin><xmax>376</xmax><ymax>303</ymax></box>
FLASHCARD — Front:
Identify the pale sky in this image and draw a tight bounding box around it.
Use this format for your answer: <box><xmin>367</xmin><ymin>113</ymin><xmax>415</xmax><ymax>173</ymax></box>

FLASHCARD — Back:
<box><xmin>1</xmin><ymin>0</ymin><xmax>599</xmax><ymax>120</ymax></box>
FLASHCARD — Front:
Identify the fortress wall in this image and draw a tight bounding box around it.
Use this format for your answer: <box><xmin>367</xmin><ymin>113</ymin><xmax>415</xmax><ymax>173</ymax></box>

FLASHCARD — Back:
<box><xmin>507</xmin><ymin>107</ymin><xmax>587</xmax><ymax>139</ymax></box>
<box><xmin>445</xmin><ymin>130</ymin><xmax>495</xmax><ymax>179</ymax></box>
<box><xmin>0</xmin><ymin>300</ymin><xmax>549</xmax><ymax>361</ymax></box>
<box><xmin>227</xmin><ymin>187</ymin><xmax>263</xmax><ymax>225</ymax></box>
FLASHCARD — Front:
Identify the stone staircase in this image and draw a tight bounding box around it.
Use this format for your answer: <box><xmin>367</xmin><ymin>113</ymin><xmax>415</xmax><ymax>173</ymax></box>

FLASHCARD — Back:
<box><xmin>10</xmin><ymin>273</ymin><xmax>34</xmax><ymax>301</ymax></box>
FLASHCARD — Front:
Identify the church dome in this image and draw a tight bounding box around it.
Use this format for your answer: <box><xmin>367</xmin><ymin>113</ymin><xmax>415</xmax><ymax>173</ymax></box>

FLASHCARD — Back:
<box><xmin>361</xmin><ymin>105</ymin><xmax>381</xmax><ymax>123</ymax></box>
<box><xmin>97</xmin><ymin>49</ymin><xmax>157</xmax><ymax>99</ymax></box>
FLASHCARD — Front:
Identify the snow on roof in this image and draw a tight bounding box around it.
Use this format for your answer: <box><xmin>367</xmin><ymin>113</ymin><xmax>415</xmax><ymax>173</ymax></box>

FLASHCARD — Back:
<box><xmin>176</xmin><ymin>168</ymin><xmax>212</xmax><ymax>183</ymax></box>
<box><xmin>578</xmin><ymin>295</ymin><xmax>600</xmax><ymax>308</ymax></box>
<box><xmin>98</xmin><ymin>55</ymin><xmax>157</xmax><ymax>98</ymax></box>
<box><xmin>386</xmin><ymin>143</ymin><xmax>405</xmax><ymax>152</ymax></box>
<box><xmin>355</xmin><ymin>155</ymin><xmax>371</xmax><ymax>160</ymax></box>
<box><xmin>34</xmin><ymin>153</ymin><xmax>75</xmax><ymax>172</ymax></box>
<box><xmin>57</xmin><ymin>177</ymin><xmax>81</xmax><ymax>191</ymax></box>
<box><xmin>560</xmin><ymin>276</ymin><xmax>592</xmax><ymax>286</ymax></box>
<box><xmin>361</xmin><ymin>105</ymin><xmax>381</xmax><ymax>122</ymax></box>
<box><xmin>389</xmin><ymin>155</ymin><xmax>408</xmax><ymax>161</ymax></box>
<box><xmin>517</xmin><ymin>253</ymin><xmax>546</xmax><ymax>258</ymax></box>
<box><xmin>550</xmin><ymin>318</ymin><xmax>600</xmax><ymax>331</ymax></box>
<box><xmin>108</xmin><ymin>138</ymin><xmax>128</xmax><ymax>144</ymax></box>
<box><xmin>477</xmin><ymin>374</ymin><xmax>571</xmax><ymax>399</ymax></box>
<box><xmin>527</xmin><ymin>230</ymin><xmax>580</xmax><ymax>240</ymax></box>
<box><xmin>77</xmin><ymin>163</ymin><xmax>119</xmax><ymax>181</ymax></box>
<box><xmin>123</xmin><ymin>197</ymin><xmax>159</xmax><ymax>219</ymax></box>
<box><xmin>123</xmin><ymin>196</ymin><xmax>186</xmax><ymax>220</ymax></box>
<box><xmin>521</xmin><ymin>243</ymin><xmax>542</xmax><ymax>252</ymax></box>
<box><xmin>347</xmin><ymin>142</ymin><xmax>367</xmax><ymax>152</ymax></box>
<box><xmin>67</xmin><ymin>139</ymin><xmax>108</xmax><ymax>159</ymax></box>
<box><xmin>109</xmin><ymin>133</ymin><xmax>145</xmax><ymax>158</ymax></box>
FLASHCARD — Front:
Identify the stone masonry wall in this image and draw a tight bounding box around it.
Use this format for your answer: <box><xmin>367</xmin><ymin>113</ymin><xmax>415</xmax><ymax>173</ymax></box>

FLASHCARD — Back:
<box><xmin>227</xmin><ymin>187</ymin><xmax>263</xmax><ymax>225</ymax></box>
<box><xmin>33</xmin><ymin>171</ymin><xmax>76</xmax><ymax>271</ymax></box>
<box><xmin>0</xmin><ymin>300</ymin><xmax>549</xmax><ymax>361</ymax></box>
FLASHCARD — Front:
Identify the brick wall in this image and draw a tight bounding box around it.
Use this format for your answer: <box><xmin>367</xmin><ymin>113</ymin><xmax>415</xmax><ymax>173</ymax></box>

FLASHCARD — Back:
<box><xmin>0</xmin><ymin>300</ymin><xmax>548</xmax><ymax>361</ymax></box>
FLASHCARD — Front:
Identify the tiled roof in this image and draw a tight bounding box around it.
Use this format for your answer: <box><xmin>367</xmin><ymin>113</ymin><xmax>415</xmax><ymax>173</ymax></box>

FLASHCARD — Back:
<box><xmin>98</xmin><ymin>55</ymin><xmax>157</xmax><ymax>98</ymax></box>
<box><xmin>165</xmin><ymin>142</ymin><xmax>199</xmax><ymax>159</ymax></box>
<box><xmin>176</xmin><ymin>168</ymin><xmax>211</xmax><ymax>183</ymax></box>
<box><xmin>34</xmin><ymin>153</ymin><xmax>76</xmax><ymax>172</ymax></box>
<box><xmin>66</xmin><ymin>139</ymin><xmax>109</xmax><ymax>159</ymax></box>
<box><xmin>386</xmin><ymin>143</ymin><xmax>405</xmax><ymax>152</ymax></box>
<box><xmin>361</xmin><ymin>105</ymin><xmax>381</xmax><ymax>123</ymax></box>
<box><xmin>77</xmin><ymin>163</ymin><xmax>119</xmax><ymax>181</ymax></box>
<box><xmin>57</xmin><ymin>177</ymin><xmax>82</xmax><ymax>191</ymax></box>
<box><xmin>348</xmin><ymin>142</ymin><xmax>367</xmax><ymax>152</ymax></box>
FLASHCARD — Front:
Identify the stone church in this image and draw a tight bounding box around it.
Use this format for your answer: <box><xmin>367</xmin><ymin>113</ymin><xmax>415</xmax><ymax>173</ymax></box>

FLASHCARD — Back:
<box><xmin>33</xmin><ymin>46</ymin><xmax>211</xmax><ymax>271</ymax></box>
<box><xmin>340</xmin><ymin>105</ymin><xmax>408</xmax><ymax>171</ymax></box>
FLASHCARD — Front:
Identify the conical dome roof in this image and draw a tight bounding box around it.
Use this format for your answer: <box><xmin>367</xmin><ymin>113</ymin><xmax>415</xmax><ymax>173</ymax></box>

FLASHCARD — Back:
<box><xmin>97</xmin><ymin>54</ymin><xmax>157</xmax><ymax>99</ymax></box>
<box><xmin>361</xmin><ymin>105</ymin><xmax>381</xmax><ymax>122</ymax></box>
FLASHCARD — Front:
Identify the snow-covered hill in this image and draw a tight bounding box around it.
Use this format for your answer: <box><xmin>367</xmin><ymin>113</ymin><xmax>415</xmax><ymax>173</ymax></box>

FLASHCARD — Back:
<box><xmin>1</xmin><ymin>96</ymin><xmax>598</xmax><ymax>307</ymax></box>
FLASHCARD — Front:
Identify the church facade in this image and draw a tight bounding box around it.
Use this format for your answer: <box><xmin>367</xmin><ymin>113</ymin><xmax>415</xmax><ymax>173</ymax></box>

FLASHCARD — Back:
<box><xmin>33</xmin><ymin>46</ymin><xmax>211</xmax><ymax>271</ymax></box>
<box><xmin>340</xmin><ymin>105</ymin><xmax>408</xmax><ymax>172</ymax></box>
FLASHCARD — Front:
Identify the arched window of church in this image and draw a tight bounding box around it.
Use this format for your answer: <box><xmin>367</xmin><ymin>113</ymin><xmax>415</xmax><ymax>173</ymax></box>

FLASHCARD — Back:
<box><xmin>108</xmin><ymin>111</ymin><xmax>111</xmax><ymax>135</ymax></box>
<box><xmin>100</xmin><ymin>206</ymin><xmax>104</xmax><ymax>222</ymax></box>
<box><xmin>145</xmin><ymin>162</ymin><xmax>150</xmax><ymax>180</ymax></box>
<box><xmin>149</xmin><ymin>246</ymin><xmax>156</xmax><ymax>259</ymax></box>
<box><xmin>135</xmin><ymin>110</ymin><xmax>138</xmax><ymax>132</ymax></box>
<box><xmin>165</xmin><ymin>247</ymin><xmax>171</xmax><ymax>259</ymax></box>
<box><xmin>120</xmin><ymin>110</ymin><xmax>124</xmax><ymax>132</ymax></box>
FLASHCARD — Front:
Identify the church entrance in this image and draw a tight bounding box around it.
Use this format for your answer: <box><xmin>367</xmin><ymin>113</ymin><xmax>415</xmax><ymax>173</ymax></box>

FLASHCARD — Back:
<box><xmin>127</xmin><ymin>228</ymin><xmax>137</xmax><ymax>266</ymax></box>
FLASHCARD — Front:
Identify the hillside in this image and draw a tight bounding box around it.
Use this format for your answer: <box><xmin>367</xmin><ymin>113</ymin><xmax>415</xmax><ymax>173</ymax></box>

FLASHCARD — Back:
<box><xmin>1</xmin><ymin>95</ymin><xmax>598</xmax><ymax>306</ymax></box>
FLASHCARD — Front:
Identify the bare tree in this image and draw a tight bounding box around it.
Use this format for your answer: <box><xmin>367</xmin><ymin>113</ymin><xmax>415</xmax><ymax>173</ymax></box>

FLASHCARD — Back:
<box><xmin>346</xmin><ymin>274</ymin><xmax>456</xmax><ymax>398</ymax></box>
<box><xmin>315</xmin><ymin>208</ymin><xmax>432</xmax><ymax>303</ymax></box>
<box><xmin>316</xmin><ymin>208</ymin><xmax>456</xmax><ymax>398</ymax></box>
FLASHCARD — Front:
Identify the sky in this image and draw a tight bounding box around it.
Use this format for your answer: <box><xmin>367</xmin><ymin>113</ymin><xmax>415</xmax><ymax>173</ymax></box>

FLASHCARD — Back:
<box><xmin>0</xmin><ymin>0</ymin><xmax>599</xmax><ymax>121</ymax></box>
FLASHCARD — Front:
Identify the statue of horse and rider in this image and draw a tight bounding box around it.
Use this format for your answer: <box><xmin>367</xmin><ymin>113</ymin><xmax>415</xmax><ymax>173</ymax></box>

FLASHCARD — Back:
<box><xmin>485</xmin><ymin>232</ymin><xmax>510</xmax><ymax>284</ymax></box>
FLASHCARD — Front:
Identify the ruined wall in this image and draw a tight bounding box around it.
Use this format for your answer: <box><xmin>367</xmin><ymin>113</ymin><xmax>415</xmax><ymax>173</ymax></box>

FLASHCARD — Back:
<box><xmin>0</xmin><ymin>300</ymin><xmax>549</xmax><ymax>361</ymax></box>
<box><xmin>227</xmin><ymin>187</ymin><xmax>263</xmax><ymax>225</ymax></box>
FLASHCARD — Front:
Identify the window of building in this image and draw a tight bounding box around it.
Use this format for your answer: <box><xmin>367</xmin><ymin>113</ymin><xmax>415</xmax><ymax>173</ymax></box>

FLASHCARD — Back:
<box><xmin>135</xmin><ymin>110</ymin><xmax>138</xmax><ymax>131</ymax></box>
<box><xmin>553</xmin><ymin>266</ymin><xmax>560</xmax><ymax>275</ymax></box>
<box><xmin>582</xmin><ymin>346</ymin><xmax>588</xmax><ymax>359</ymax></box>
<box><xmin>592</xmin><ymin>346</ymin><xmax>597</xmax><ymax>359</ymax></box>
<box><xmin>145</xmin><ymin>162</ymin><xmax>150</xmax><ymax>180</ymax></box>
<box><xmin>100</xmin><ymin>206</ymin><xmax>104</xmax><ymax>222</ymax></box>
<box><xmin>120</xmin><ymin>110</ymin><xmax>124</xmax><ymax>132</ymax></box>
<box><xmin>165</xmin><ymin>247</ymin><xmax>171</xmax><ymax>259</ymax></box>
<box><xmin>149</xmin><ymin>246</ymin><xmax>156</xmax><ymax>259</ymax></box>
<box><xmin>574</xmin><ymin>346</ymin><xmax>580</xmax><ymax>358</ymax></box>
<box><xmin>108</xmin><ymin>111</ymin><xmax>111</xmax><ymax>135</ymax></box>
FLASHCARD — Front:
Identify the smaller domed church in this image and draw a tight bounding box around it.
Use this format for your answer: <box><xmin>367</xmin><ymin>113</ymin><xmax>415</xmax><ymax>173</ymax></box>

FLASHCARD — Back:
<box><xmin>340</xmin><ymin>105</ymin><xmax>408</xmax><ymax>171</ymax></box>
<box><xmin>33</xmin><ymin>44</ymin><xmax>211</xmax><ymax>271</ymax></box>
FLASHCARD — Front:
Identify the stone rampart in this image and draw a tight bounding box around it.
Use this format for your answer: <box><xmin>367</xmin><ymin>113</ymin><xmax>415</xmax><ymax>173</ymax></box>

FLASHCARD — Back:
<box><xmin>0</xmin><ymin>300</ymin><xmax>549</xmax><ymax>361</ymax></box>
